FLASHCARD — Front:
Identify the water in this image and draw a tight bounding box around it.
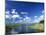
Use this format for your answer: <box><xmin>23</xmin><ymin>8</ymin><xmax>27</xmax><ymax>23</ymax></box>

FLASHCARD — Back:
<box><xmin>6</xmin><ymin>24</ymin><xmax>38</xmax><ymax>35</ymax></box>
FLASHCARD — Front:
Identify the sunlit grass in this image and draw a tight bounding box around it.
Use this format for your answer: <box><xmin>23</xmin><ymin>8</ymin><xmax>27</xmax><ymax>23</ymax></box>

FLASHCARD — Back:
<box><xmin>27</xmin><ymin>23</ymin><xmax>44</xmax><ymax>32</ymax></box>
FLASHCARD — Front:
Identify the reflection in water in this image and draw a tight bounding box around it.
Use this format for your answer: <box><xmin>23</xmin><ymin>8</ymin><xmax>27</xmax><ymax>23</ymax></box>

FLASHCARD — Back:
<box><xmin>6</xmin><ymin>24</ymin><xmax>44</xmax><ymax>35</ymax></box>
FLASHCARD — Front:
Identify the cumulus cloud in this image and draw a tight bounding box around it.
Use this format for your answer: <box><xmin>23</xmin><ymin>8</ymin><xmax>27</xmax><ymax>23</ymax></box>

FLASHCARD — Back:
<box><xmin>33</xmin><ymin>15</ymin><xmax>44</xmax><ymax>23</ymax></box>
<box><xmin>5</xmin><ymin>15</ymin><xmax>10</xmax><ymax>19</ymax></box>
<box><xmin>12</xmin><ymin>14</ymin><xmax>20</xmax><ymax>18</ymax></box>
<box><xmin>11</xmin><ymin>9</ymin><xmax>18</xmax><ymax>14</ymax></box>
<box><xmin>11</xmin><ymin>9</ymin><xmax>16</xmax><ymax>13</ymax></box>
<box><xmin>6</xmin><ymin>10</ymin><xmax>10</xmax><ymax>14</ymax></box>
<box><xmin>21</xmin><ymin>15</ymin><xmax>44</xmax><ymax>23</ymax></box>
<box><xmin>5</xmin><ymin>14</ymin><xmax>12</xmax><ymax>19</ymax></box>
<box><xmin>5</xmin><ymin>14</ymin><xmax>44</xmax><ymax>23</ymax></box>
<box><xmin>34</xmin><ymin>16</ymin><xmax>37</xmax><ymax>18</ymax></box>
<box><xmin>16</xmin><ymin>20</ymin><xmax>23</xmax><ymax>23</ymax></box>
<box><xmin>5</xmin><ymin>9</ymin><xmax>44</xmax><ymax>23</ymax></box>
<box><xmin>22</xmin><ymin>16</ymin><xmax>31</xmax><ymax>23</ymax></box>
<box><xmin>25</xmin><ymin>16</ymin><xmax>29</xmax><ymax>20</ymax></box>
<box><xmin>14</xmin><ymin>16</ymin><xmax>32</xmax><ymax>23</ymax></box>
<box><xmin>6</xmin><ymin>14</ymin><xmax>20</xmax><ymax>19</ymax></box>
<box><xmin>33</xmin><ymin>10</ymin><xmax>44</xmax><ymax>23</ymax></box>
<box><xmin>21</xmin><ymin>12</ymin><xmax>28</xmax><ymax>14</ymax></box>
<box><xmin>33</xmin><ymin>19</ymin><xmax>39</xmax><ymax>23</ymax></box>
<box><xmin>19</xmin><ymin>17</ymin><xmax>23</xmax><ymax>20</ymax></box>
<box><xmin>15</xmin><ymin>12</ymin><xmax>18</xmax><ymax>14</ymax></box>
<box><xmin>38</xmin><ymin>15</ymin><xmax>44</xmax><ymax>21</ymax></box>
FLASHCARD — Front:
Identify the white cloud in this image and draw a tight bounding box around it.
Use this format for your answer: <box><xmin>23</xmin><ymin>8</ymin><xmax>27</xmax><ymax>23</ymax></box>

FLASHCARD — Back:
<box><xmin>23</xmin><ymin>16</ymin><xmax>31</xmax><ymax>23</ymax></box>
<box><xmin>21</xmin><ymin>12</ymin><xmax>28</xmax><ymax>14</ymax></box>
<box><xmin>33</xmin><ymin>19</ymin><xmax>39</xmax><ymax>23</ymax></box>
<box><xmin>11</xmin><ymin>9</ymin><xmax>16</xmax><ymax>14</ymax></box>
<box><xmin>19</xmin><ymin>17</ymin><xmax>23</xmax><ymax>19</ymax></box>
<box><xmin>15</xmin><ymin>12</ymin><xmax>18</xmax><ymax>14</ymax></box>
<box><xmin>38</xmin><ymin>15</ymin><xmax>44</xmax><ymax>21</ymax></box>
<box><xmin>12</xmin><ymin>14</ymin><xmax>20</xmax><ymax>18</ymax></box>
<box><xmin>6</xmin><ymin>10</ymin><xmax>10</xmax><ymax>14</ymax></box>
<box><xmin>11</xmin><ymin>9</ymin><xmax>18</xmax><ymax>15</ymax></box>
<box><xmin>25</xmin><ymin>16</ymin><xmax>29</xmax><ymax>19</ymax></box>
<box><xmin>5</xmin><ymin>14</ymin><xmax>12</xmax><ymax>19</ymax></box>
<box><xmin>5</xmin><ymin>15</ymin><xmax>9</xmax><ymax>19</ymax></box>
<box><xmin>11</xmin><ymin>14</ymin><xmax>20</xmax><ymax>23</ymax></box>
<box><xmin>34</xmin><ymin>16</ymin><xmax>37</xmax><ymax>18</ymax></box>
<box><xmin>15</xmin><ymin>19</ymin><xmax>23</xmax><ymax>23</ymax></box>
<box><xmin>13</xmin><ymin>15</ymin><xmax>44</xmax><ymax>23</ymax></box>
<box><xmin>23</xmin><ymin>16</ymin><xmax>29</xmax><ymax>21</ymax></box>
<box><xmin>15</xmin><ymin>16</ymin><xmax>31</xmax><ymax>23</ymax></box>
<box><xmin>33</xmin><ymin>15</ymin><xmax>44</xmax><ymax>23</ymax></box>
<box><xmin>33</xmin><ymin>10</ymin><xmax>44</xmax><ymax>23</ymax></box>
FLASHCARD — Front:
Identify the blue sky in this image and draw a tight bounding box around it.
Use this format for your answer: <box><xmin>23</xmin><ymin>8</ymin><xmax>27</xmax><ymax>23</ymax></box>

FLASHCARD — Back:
<box><xmin>5</xmin><ymin>1</ymin><xmax>44</xmax><ymax>23</ymax></box>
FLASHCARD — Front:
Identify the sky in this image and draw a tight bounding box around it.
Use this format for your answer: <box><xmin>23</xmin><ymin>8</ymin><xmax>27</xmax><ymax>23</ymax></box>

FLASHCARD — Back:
<box><xmin>5</xmin><ymin>1</ymin><xmax>44</xmax><ymax>24</ymax></box>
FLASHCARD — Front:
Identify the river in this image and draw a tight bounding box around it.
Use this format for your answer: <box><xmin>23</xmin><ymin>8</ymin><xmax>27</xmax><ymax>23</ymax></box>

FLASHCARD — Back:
<box><xmin>6</xmin><ymin>24</ymin><xmax>38</xmax><ymax>35</ymax></box>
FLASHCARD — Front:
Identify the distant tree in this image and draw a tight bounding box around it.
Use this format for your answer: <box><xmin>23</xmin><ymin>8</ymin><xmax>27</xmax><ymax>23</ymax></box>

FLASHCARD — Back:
<box><xmin>40</xmin><ymin>20</ymin><xmax>44</xmax><ymax>24</ymax></box>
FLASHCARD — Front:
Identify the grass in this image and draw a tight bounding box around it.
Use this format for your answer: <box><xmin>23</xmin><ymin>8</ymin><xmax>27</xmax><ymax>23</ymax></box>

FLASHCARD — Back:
<box><xmin>6</xmin><ymin>24</ymin><xmax>21</xmax><ymax>32</ymax></box>
<box><xmin>27</xmin><ymin>23</ymin><xmax>44</xmax><ymax>32</ymax></box>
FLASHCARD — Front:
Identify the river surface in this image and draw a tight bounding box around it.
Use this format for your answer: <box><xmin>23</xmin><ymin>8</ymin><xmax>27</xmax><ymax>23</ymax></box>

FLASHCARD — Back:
<box><xmin>6</xmin><ymin>24</ymin><xmax>38</xmax><ymax>35</ymax></box>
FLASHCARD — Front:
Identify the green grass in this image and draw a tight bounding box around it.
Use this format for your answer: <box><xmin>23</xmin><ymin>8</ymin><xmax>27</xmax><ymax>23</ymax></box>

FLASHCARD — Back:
<box><xmin>27</xmin><ymin>23</ymin><xmax>44</xmax><ymax>32</ymax></box>
<box><xmin>6</xmin><ymin>24</ymin><xmax>21</xmax><ymax>32</ymax></box>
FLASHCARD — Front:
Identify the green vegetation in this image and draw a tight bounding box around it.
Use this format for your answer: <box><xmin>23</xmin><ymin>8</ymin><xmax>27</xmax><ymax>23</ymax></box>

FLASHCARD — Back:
<box><xmin>40</xmin><ymin>20</ymin><xmax>44</xmax><ymax>23</ymax></box>
<box><xmin>6</xmin><ymin>24</ymin><xmax>21</xmax><ymax>32</ymax></box>
<box><xmin>6</xmin><ymin>20</ymin><xmax>44</xmax><ymax>32</ymax></box>
<box><xmin>27</xmin><ymin>20</ymin><xmax>44</xmax><ymax>32</ymax></box>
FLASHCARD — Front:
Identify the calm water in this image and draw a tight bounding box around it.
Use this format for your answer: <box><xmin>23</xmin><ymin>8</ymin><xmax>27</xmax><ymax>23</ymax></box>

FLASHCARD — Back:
<box><xmin>6</xmin><ymin>24</ymin><xmax>38</xmax><ymax>35</ymax></box>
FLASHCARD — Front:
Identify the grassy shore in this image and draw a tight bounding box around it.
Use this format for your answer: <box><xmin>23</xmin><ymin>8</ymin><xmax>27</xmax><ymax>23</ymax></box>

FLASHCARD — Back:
<box><xmin>27</xmin><ymin>23</ymin><xmax>44</xmax><ymax>32</ymax></box>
